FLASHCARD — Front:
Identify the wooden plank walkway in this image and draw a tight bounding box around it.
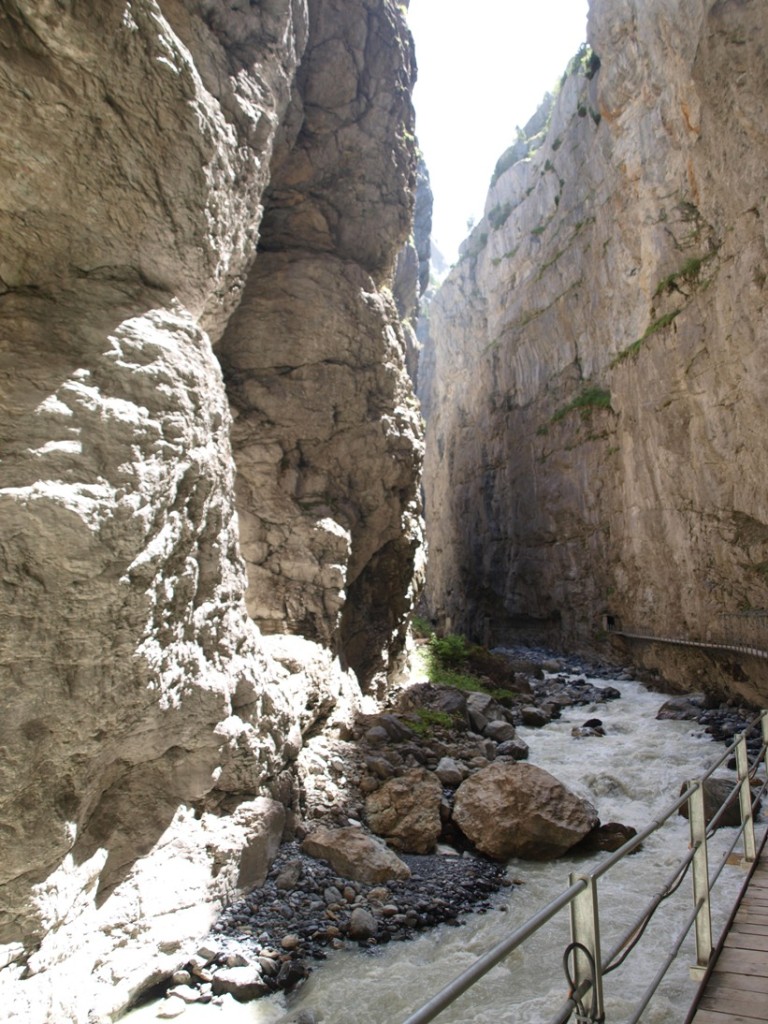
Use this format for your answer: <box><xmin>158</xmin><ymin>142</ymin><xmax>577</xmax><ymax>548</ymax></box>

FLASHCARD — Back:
<box><xmin>690</xmin><ymin>855</ymin><xmax>768</xmax><ymax>1024</ymax></box>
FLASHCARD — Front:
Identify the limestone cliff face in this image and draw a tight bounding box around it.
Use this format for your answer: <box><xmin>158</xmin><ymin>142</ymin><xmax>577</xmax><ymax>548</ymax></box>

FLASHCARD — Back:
<box><xmin>0</xmin><ymin>1</ymin><xmax>421</xmax><ymax>1019</ymax></box>
<box><xmin>422</xmin><ymin>0</ymin><xmax>768</xmax><ymax>703</ymax></box>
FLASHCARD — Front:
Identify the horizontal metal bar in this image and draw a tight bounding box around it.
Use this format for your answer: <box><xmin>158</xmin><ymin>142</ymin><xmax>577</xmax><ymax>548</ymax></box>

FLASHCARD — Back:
<box><xmin>401</xmin><ymin>878</ymin><xmax>588</xmax><ymax>1024</ymax></box>
<box><xmin>592</xmin><ymin>780</ymin><xmax>700</xmax><ymax>880</ymax></box>
<box><xmin>700</xmin><ymin>744</ymin><xmax>739</xmax><ymax>782</ymax></box>
<box><xmin>684</xmin><ymin>817</ymin><xmax>768</xmax><ymax>1024</ymax></box>
<box><xmin>612</xmin><ymin>629</ymin><xmax>768</xmax><ymax>661</ymax></box>
<box><xmin>696</xmin><ymin>712</ymin><xmax>766</xmax><ymax>782</ymax></box>
<box><xmin>623</xmin><ymin>897</ymin><xmax>704</xmax><ymax>1024</ymax></box>
<box><xmin>544</xmin><ymin>977</ymin><xmax>592</xmax><ymax>1024</ymax></box>
<box><xmin>400</xmin><ymin>706</ymin><xmax>767</xmax><ymax>1024</ymax></box>
<box><xmin>708</xmin><ymin>779</ymin><xmax>768</xmax><ymax>889</ymax></box>
<box><xmin>601</xmin><ymin>844</ymin><xmax>697</xmax><ymax>969</ymax></box>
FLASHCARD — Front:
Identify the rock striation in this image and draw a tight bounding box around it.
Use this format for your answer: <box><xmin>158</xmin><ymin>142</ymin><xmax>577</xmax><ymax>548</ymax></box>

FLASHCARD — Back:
<box><xmin>0</xmin><ymin>1</ymin><xmax>422</xmax><ymax>1020</ymax></box>
<box><xmin>421</xmin><ymin>0</ymin><xmax>768</xmax><ymax>704</ymax></box>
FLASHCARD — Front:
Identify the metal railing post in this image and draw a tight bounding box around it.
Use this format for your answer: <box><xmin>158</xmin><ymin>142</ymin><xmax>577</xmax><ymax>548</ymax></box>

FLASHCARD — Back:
<box><xmin>568</xmin><ymin>873</ymin><xmax>604</xmax><ymax>1021</ymax></box>
<box><xmin>400</xmin><ymin>710</ymin><xmax>768</xmax><ymax>1024</ymax></box>
<box><xmin>687</xmin><ymin>781</ymin><xmax>712</xmax><ymax>979</ymax></box>
<box><xmin>736</xmin><ymin>731</ymin><xmax>756</xmax><ymax>865</ymax></box>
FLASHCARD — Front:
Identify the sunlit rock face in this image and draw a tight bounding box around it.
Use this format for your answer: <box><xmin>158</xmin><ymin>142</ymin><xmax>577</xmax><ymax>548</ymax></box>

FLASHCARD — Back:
<box><xmin>0</xmin><ymin>0</ymin><xmax>422</xmax><ymax>1019</ymax></box>
<box><xmin>421</xmin><ymin>0</ymin><xmax>768</xmax><ymax>702</ymax></box>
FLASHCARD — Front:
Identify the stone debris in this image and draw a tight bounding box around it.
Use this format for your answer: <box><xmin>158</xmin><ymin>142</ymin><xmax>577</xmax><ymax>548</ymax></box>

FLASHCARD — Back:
<box><xmin>158</xmin><ymin>842</ymin><xmax>508</xmax><ymax>1004</ymax></box>
<box><xmin>147</xmin><ymin>646</ymin><xmax>639</xmax><ymax>1007</ymax></box>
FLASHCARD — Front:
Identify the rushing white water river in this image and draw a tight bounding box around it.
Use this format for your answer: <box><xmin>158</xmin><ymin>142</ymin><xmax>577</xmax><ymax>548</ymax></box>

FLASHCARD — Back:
<box><xmin>128</xmin><ymin>674</ymin><xmax>761</xmax><ymax>1024</ymax></box>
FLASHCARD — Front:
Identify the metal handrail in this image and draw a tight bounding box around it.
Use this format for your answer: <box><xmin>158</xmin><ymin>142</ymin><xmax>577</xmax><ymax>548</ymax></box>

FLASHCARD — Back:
<box><xmin>401</xmin><ymin>708</ymin><xmax>768</xmax><ymax>1024</ymax></box>
<box><xmin>609</xmin><ymin>623</ymin><xmax>768</xmax><ymax>660</ymax></box>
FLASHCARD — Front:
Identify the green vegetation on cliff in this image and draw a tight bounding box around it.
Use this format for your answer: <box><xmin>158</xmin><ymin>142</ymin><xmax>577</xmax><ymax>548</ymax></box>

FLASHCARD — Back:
<box><xmin>551</xmin><ymin>385</ymin><xmax>612</xmax><ymax>423</ymax></box>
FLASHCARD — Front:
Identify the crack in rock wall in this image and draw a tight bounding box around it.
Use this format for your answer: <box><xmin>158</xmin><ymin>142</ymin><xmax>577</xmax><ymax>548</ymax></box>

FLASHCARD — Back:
<box><xmin>0</xmin><ymin>0</ymin><xmax>423</xmax><ymax>1019</ymax></box>
<box><xmin>421</xmin><ymin>0</ymin><xmax>768</xmax><ymax>703</ymax></box>
<box><xmin>215</xmin><ymin>0</ymin><xmax>424</xmax><ymax>693</ymax></box>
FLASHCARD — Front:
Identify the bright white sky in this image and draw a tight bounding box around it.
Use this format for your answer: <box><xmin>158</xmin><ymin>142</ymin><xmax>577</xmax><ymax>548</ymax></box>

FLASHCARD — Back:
<box><xmin>407</xmin><ymin>0</ymin><xmax>589</xmax><ymax>264</ymax></box>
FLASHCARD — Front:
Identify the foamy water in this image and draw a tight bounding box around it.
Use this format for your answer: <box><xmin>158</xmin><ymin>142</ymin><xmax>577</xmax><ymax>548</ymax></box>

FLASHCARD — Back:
<box><xmin>126</xmin><ymin>676</ymin><xmax>762</xmax><ymax>1024</ymax></box>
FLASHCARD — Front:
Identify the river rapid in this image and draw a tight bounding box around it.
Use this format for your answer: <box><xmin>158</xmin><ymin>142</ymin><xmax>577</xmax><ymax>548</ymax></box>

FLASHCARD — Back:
<box><xmin>127</xmin><ymin>672</ymin><xmax>758</xmax><ymax>1024</ymax></box>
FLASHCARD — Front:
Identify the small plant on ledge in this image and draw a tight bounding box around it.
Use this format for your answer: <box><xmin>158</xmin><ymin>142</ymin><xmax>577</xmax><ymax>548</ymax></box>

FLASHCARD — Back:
<box><xmin>611</xmin><ymin>310</ymin><xmax>681</xmax><ymax>366</ymax></box>
<box><xmin>551</xmin><ymin>385</ymin><xmax>612</xmax><ymax>423</ymax></box>
<box><xmin>422</xmin><ymin>631</ymin><xmax>527</xmax><ymax>698</ymax></box>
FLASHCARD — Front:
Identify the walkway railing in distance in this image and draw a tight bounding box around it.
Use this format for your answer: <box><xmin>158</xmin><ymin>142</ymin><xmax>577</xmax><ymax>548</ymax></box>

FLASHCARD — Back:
<box><xmin>400</xmin><ymin>709</ymin><xmax>768</xmax><ymax>1024</ymax></box>
<box><xmin>607</xmin><ymin>621</ymin><xmax>768</xmax><ymax>661</ymax></box>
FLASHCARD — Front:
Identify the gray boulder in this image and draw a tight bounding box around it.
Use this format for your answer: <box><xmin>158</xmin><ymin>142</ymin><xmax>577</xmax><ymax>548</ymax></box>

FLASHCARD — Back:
<box><xmin>678</xmin><ymin>777</ymin><xmax>761</xmax><ymax>829</ymax></box>
<box><xmin>347</xmin><ymin>906</ymin><xmax>378</xmax><ymax>941</ymax></box>
<box><xmin>520</xmin><ymin>705</ymin><xmax>551</xmax><ymax>727</ymax></box>
<box><xmin>211</xmin><ymin>965</ymin><xmax>269</xmax><ymax>1002</ymax></box>
<box><xmin>484</xmin><ymin>720</ymin><xmax>517</xmax><ymax>743</ymax></box>
<box><xmin>365</xmin><ymin>767</ymin><xmax>442</xmax><ymax>853</ymax></box>
<box><xmin>435</xmin><ymin>756</ymin><xmax>465</xmax><ymax>786</ymax></box>
<box><xmin>453</xmin><ymin>762</ymin><xmax>598</xmax><ymax>860</ymax></box>
<box><xmin>301</xmin><ymin>826</ymin><xmax>410</xmax><ymax>882</ymax></box>
<box><xmin>496</xmin><ymin>737</ymin><xmax>529</xmax><ymax>760</ymax></box>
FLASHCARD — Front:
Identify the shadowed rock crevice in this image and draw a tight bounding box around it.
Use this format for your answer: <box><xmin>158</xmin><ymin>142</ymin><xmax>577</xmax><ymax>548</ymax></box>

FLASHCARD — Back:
<box><xmin>215</xmin><ymin>0</ymin><xmax>423</xmax><ymax>690</ymax></box>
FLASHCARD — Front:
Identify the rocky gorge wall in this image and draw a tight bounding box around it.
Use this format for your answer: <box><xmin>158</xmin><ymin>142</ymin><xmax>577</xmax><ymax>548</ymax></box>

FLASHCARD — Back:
<box><xmin>0</xmin><ymin>1</ymin><xmax>423</xmax><ymax>1020</ymax></box>
<box><xmin>421</xmin><ymin>0</ymin><xmax>768</xmax><ymax>704</ymax></box>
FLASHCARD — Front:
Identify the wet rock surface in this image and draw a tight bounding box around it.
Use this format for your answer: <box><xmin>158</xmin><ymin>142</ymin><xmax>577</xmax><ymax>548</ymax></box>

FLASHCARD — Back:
<box><xmin>452</xmin><ymin>762</ymin><xmax>599</xmax><ymax>861</ymax></box>
<box><xmin>657</xmin><ymin>693</ymin><xmax>763</xmax><ymax>757</ymax></box>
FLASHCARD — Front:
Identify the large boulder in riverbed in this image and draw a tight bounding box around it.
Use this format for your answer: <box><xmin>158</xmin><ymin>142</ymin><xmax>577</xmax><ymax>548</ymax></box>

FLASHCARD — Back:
<box><xmin>301</xmin><ymin>826</ymin><xmax>411</xmax><ymax>882</ymax></box>
<box><xmin>365</xmin><ymin>767</ymin><xmax>443</xmax><ymax>853</ymax></box>
<box><xmin>453</xmin><ymin>762</ymin><xmax>598</xmax><ymax>860</ymax></box>
<box><xmin>656</xmin><ymin>694</ymin><xmax>707</xmax><ymax>721</ymax></box>
<box><xmin>678</xmin><ymin>777</ymin><xmax>761</xmax><ymax>829</ymax></box>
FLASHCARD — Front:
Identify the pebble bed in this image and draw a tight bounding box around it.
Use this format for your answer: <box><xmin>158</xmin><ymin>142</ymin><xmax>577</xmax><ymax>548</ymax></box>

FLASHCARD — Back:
<box><xmin>154</xmin><ymin>844</ymin><xmax>508</xmax><ymax>1010</ymax></box>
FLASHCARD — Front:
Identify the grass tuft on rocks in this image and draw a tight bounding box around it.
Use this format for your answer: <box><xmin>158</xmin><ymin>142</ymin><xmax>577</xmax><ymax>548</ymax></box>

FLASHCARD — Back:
<box><xmin>422</xmin><ymin>632</ymin><xmax>527</xmax><ymax>698</ymax></box>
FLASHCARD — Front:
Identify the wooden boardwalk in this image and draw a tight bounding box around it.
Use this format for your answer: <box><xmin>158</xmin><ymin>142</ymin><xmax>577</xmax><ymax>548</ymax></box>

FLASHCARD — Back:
<box><xmin>690</xmin><ymin>854</ymin><xmax>768</xmax><ymax>1024</ymax></box>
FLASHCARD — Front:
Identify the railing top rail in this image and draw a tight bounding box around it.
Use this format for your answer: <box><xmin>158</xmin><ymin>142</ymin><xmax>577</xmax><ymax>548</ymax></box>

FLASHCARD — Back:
<box><xmin>699</xmin><ymin>711</ymin><xmax>767</xmax><ymax>781</ymax></box>
<box><xmin>591</xmin><ymin>780</ymin><xmax>698</xmax><ymax>879</ymax></box>
<box><xmin>608</xmin><ymin>624</ymin><xmax>768</xmax><ymax>660</ymax></box>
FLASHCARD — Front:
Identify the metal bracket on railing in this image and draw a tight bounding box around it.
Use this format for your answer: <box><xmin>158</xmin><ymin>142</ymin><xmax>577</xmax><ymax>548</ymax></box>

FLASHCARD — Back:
<box><xmin>687</xmin><ymin>781</ymin><xmax>712</xmax><ymax>979</ymax></box>
<box><xmin>567</xmin><ymin>874</ymin><xmax>605</xmax><ymax>1022</ymax></box>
